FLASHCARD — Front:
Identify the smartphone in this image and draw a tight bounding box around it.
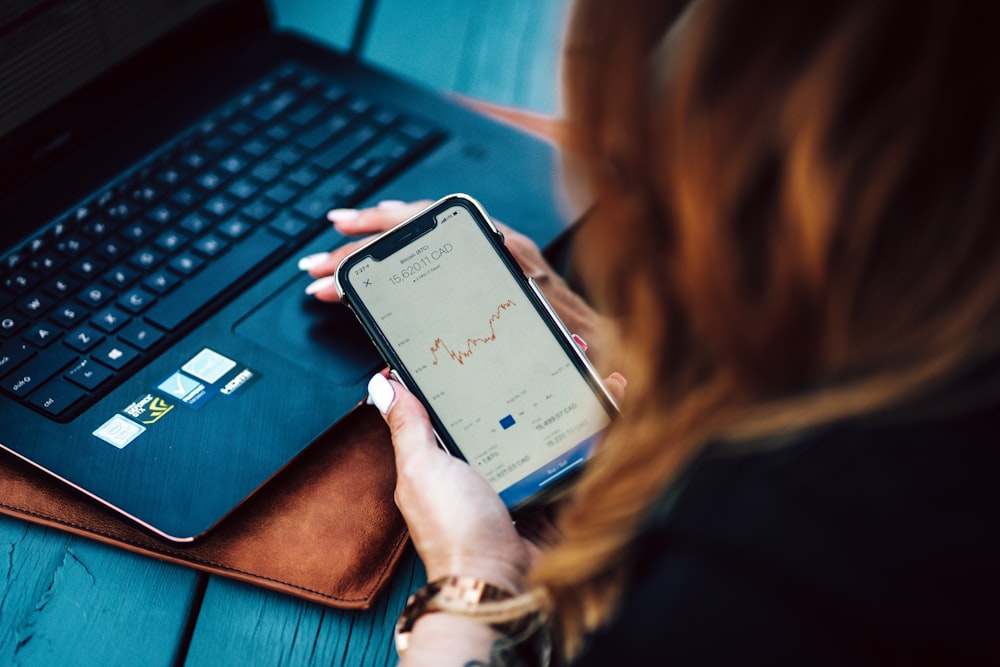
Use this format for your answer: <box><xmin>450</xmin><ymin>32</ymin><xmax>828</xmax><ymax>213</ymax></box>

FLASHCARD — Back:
<box><xmin>336</xmin><ymin>194</ymin><xmax>618</xmax><ymax>514</ymax></box>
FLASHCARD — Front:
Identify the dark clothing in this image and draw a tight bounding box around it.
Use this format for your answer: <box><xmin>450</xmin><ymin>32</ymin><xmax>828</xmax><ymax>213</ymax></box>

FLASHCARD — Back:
<box><xmin>574</xmin><ymin>397</ymin><xmax>1000</xmax><ymax>665</ymax></box>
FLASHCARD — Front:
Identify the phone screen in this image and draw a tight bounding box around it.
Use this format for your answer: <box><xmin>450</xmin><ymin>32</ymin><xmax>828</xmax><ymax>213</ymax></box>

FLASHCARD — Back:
<box><xmin>343</xmin><ymin>200</ymin><xmax>613</xmax><ymax>509</ymax></box>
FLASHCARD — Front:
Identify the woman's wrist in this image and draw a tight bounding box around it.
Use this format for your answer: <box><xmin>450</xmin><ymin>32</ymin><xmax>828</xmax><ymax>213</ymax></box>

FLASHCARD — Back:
<box><xmin>402</xmin><ymin>612</ymin><xmax>500</xmax><ymax>666</ymax></box>
<box><xmin>424</xmin><ymin>555</ymin><xmax>528</xmax><ymax>596</ymax></box>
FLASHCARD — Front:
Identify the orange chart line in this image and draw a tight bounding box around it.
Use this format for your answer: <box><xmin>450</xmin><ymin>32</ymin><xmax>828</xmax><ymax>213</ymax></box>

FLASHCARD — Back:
<box><xmin>430</xmin><ymin>299</ymin><xmax>517</xmax><ymax>366</ymax></box>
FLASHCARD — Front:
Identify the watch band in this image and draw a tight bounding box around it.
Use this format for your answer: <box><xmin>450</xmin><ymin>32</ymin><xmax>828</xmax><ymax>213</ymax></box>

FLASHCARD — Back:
<box><xmin>394</xmin><ymin>575</ymin><xmax>515</xmax><ymax>655</ymax></box>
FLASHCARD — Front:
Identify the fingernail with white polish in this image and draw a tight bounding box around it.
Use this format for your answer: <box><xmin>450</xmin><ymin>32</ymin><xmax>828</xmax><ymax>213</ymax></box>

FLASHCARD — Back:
<box><xmin>327</xmin><ymin>208</ymin><xmax>359</xmax><ymax>224</ymax></box>
<box><xmin>377</xmin><ymin>200</ymin><xmax>405</xmax><ymax>209</ymax></box>
<box><xmin>368</xmin><ymin>374</ymin><xmax>395</xmax><ymax>414</ymax></box>
<box><xmin>297</xmin><ymin>252</ymin><xmax>330</xmax><ymax>271</ymax></box>
<box><xmin>305</xmin><ymin>275</ymin><xmax>337</xmax><ymax>295</ymax></box>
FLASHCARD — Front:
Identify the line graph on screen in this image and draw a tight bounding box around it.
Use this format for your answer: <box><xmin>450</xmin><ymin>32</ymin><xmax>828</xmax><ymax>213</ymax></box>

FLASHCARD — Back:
<box><xmin>430</xmin><ymin>299</ymin><xmax>517</xmax><ymax>366</ymax></box>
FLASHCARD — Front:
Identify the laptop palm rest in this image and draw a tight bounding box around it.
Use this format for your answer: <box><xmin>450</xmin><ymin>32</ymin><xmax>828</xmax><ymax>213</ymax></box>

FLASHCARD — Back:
<box><xmin>233</xmin><ymin>273</ymin><xmax>381</xmax><ymax>385</ymax></box>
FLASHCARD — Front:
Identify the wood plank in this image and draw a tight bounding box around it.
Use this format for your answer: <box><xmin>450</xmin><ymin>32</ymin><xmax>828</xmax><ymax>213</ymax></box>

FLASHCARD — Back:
<box><xmin>183</xmin><ymin>547</ymin><xmax>425</xmax><ymax>667</ymax></box>
<box><xmin>0</xmin><ymin>516</ymin><xmax>201</xmax><ymax>666</ymax></box>
<box><xmin>363</xmin><ymin>0</ymin><xmax>571</xmax><ymax>113</ymax></box>
<box><xmin>269</xmin><ymin>0</ymin><xmax>366</xmax><ymax>52</ymax></box>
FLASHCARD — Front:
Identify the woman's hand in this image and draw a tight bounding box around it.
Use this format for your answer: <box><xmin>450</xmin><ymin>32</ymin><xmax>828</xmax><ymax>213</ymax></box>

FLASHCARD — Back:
<box><xmin>297</xmin><ymin>200</ymin><xmax>611</xmax><ymax>362</ymax></box>
<box><xmin>368</xmin><ymin>371</ymin><xmax>628</xmax><ymax>594</ymax></box>
<box><xmin>297</xmin><ymin>200</ymin><xmax>433</xmax><ymax>301</ymax></box>
<box><xmin>368</xmin><ymin>372</ymin><xmax>532</xmax><ymax>593</ymax></box>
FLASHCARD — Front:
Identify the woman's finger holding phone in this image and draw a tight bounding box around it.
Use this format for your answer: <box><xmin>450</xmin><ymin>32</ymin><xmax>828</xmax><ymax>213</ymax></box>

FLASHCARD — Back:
<box><xmin>300</xmin><ymin>200</ymin><xmax>434</xmax><ymax>301</ymax></box>
<box><xmin>368</xmin><ymin>373</ymin><xmax>531</xmax><ymax>593</ymax></box>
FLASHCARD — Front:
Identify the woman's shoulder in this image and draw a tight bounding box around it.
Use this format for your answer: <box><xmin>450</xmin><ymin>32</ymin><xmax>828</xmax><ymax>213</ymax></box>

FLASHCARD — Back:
<box><xmin>577</xmin><ymin>397</ymin><xmax>1000</xmax><ymax>665</ymax></box>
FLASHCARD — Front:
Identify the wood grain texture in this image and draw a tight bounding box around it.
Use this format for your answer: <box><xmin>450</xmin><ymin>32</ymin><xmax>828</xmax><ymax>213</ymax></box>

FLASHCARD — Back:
<box><xmin>184</xmin><ymin>548</ymin><xmax>425</xmax><ymax>667</ymax></box>
<box><xmin>363</xmin><ymin>0</ymin><xmax>570</xmax><ymax>114</ymax></box>
<box><xmin>0</xmin><ymin>516</ymin><xmax>201</xmax><ymax>667</ymax></box>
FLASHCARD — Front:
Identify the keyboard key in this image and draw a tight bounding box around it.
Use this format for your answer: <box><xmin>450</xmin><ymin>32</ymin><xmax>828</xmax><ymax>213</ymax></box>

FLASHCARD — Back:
<box><xmin>204</xmin><ymin>134</ymin><xmax>234</xmax><ymax>155</ymax></box>
<box><xmin>399</xmin><ymin>119</ymin><xmax>436</xmax><ymax>142</ymax></box>
<box><xmin>64</xmin><ymin>326</ymin><xmax>104</xmax><ymax>353</ymax></box>
<box><xmin>118</xmin><ymin>320</ymin><xmax>164</xmax><ymax>351</ymax></box>
<box><xmin>269</xmin><ymin>211</ymin><xmax>311</xmax><ymax>238</ymax></box>
<box><xmin>180</xmin><ymin>213</ymin><xmax>212</xmax><ymax>235</ymax></box>
<box><xmin>203</xmin><ymin>194</ymin><xmax>237</xmax><ymax>218</ymax></box>
<box><xmin>29</xmin><ymin>253</ymin><xmax>64</xmax><ymax>275</ymax></box>
<box><xmin>77</xmin><ymin>284</ymin><xmax>114</xmax><ymax>308</ymax></box>
<box><xmin>96</xmin><ymin>239</ymin><xmax>130</xmax><ymax>262</ymax></box>
<box><xmin>241</xmin><ymin>137</ymin><xmax>272</xmax><ymax>157</ymax></box>
<box><xmin>287</xmin><ymin>165</ymin><xmax>320</xmax><ymax>188</ymax></box>
<box><xmin>128</xmin><ymin>248</ymin><xmax>164</xmax><ymax>271</ymax></box>
<box><xmin>65</xmin><ymin>358</ymin><xmax>113</xmax><ymax>391</ymax></box>
<box><xmin>103</xmin><ymin>265</ymin><xmax>139</xmax><ymax>289</ymax></box>
<box><xmin>251</xmin><ymin>158</ymin><xmax>284</xmax><ymax>183</ymax></box>
<box><xmin>264</xmin><ymin>122</ymin><xmax>293</xmax><ymax>142</ymax></box>
<box><xmin>252</xmin><ymin>90</ymin><xmax>298</xmax><ymax>122</ymax></box>
<box><xmin>227</xmin><ymin>178</ymin><xmax>259</xmax><ymax>200</ymax></box>
<box><xmin>104</xmin><ymin>200</ymin><xmax>138</xmax><ymax>222</ymax></box>
<box><xmin>312</xmin><ymin>124</ymin><xmax>376</xmax><ymax>171</ymax></box>
<box><xmin>171</xmin><ymin>187</ymin><xmax>201</xmax><ymax>209</ymax></box>
<box><xmin>146</xmin><ymin>229</ymin><xmax>285</xmax><ymax>331</ymax></box>
<box><xmin>288</xmin><ymin>101</ymin><xmax>324</xmax><ymax>126</ymax></box>
<box><xmin>3</xmin><ymin>345</ymin><xmax>76</xmax><ymax>396</ymax></box>
<box><xmin>1</xmin><ymin>309</ymin><xmax>29</xmax><ymax>338</ymax></box>
<box><xmin>155</xmin><ymin>230</ymin><xmax>188</xmax><ymax>252</ymax></box>
<box><xmin>3</xmin><ymin>250</ymin><xmax>25</xmax><ymax>272</ymax></box>
<box><xmin>264</xmin><ymin>182</ymin><xmax>298</xmax><ymax>204</ymax></box>
<box><xmin>296</xmin><ymin>114</ymin><xmax>349</xmax><ymax>150</ymax></box>
<box><xmin>157</xmin><ymin>166</ymin><xmax>186</xmax><ymax>186</ymax></box>
<box><xmin>0</xmin><ymin>340</ymin><xmax>34</xmax><ymax>377</ymax></box>
<box><xmin>92</xmin><ymin>340</ymin><xmax>139</xmax><ymax>371</ymax></box>
<box><xmin>130</xmin><ymin>184</ymin><xmax>160</xmax><ymax>204</ymax></box>
<box><xmin>44</xmin><ymin>275</ymin><xmax>79</xmax><ymax>299</ymax></box>
<box><xmin>69</xmin><ymin>257</ymin><xmax>106</xmax><ymax>280</ymax></box>
<box><xmin>273</xmin><ymin>145</ymin><xmax>305</xmax><ymax>167</ymax></box>
<box><xmin>92</xmin><ymin>307</ymin><xmax>130</xmax><ymax>334</ymax></box>
<box><xmin>5</xmin><ymin>271</ymin><xmax>38</xmax><ymax>292</ymax></box>
<box><xmin>229</xmin><ymin>118</ymin><xmax>255</xmax><ymax>137</ymax></box>
<box><xmin>23</xmin><ymin>323</ymin><xmax>62</xmax><ymax>347</ymax></box>
<box><xmin>55</xmin><ymin>235</ymin><xmax>87</xmax><ymax>257</ymax></box>
<box><xmin>121</xmin><ymin>222</ymin><xmax>153</xmax><ymax>243</ymax></box>
<box><xmin>118</xmin><ymin>288</ymin><xmax>156</xmax><ymax>314</ymax></box>
<box><xmin>181</xmin><ymin>151</ymin><xmax>207</xmax><ymax>170</ymax></box>
<box><xmin>51</xmin><ymin>303</ymin><xmax>87</xmax><ymax>328</ymax></box>
<box><xmin>216</xmin><ymin>219</ymin><xmax>252</xmax><ymax>241</ymax></box>
<box><xmin>17</xmin><ymin>293</ymin><xmax>53</xmax><ymax>317</ymax></box>
<box><xmin>239</xmin><ymin>198</ymin><xmax>276</xmax><ymax>223</ymax></box>
<box><xmin>196</xmin><ymin>171</ymin><xmax>224</xmax><ymax>191</ymax></box>
<box><xmin>169</xmin><ymin>252</ymin><xmax>204</xmax><ymax>276</ymax></box>
<box><xmin>143</xmin><ymin>270</ymin><xmax>180</xmax><ymax>295</ymax></box>
<box><xmin>218</xmin><ymin>154</ymin><xmax>249</xmax><ymax>174</ymax></box>
<box><xmin>147</xmin><ymin>204</ymin><xmax>178</xmax><ymax>226</ymax></box>
<box><xmin>193</xmin><ymin>235</ymin><xmax>228</xmax><ymax>257</ymax></box>
<box><xmin>29</xmin><ymin>378</ymin><xmax>86</xmax><ymax>416</ymax></box>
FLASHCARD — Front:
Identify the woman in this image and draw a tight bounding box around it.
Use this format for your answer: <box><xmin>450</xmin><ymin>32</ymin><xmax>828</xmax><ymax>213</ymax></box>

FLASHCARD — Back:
<box><xmin>301</xmin><ymin>0</ymin><xmax>1000</xmax><ymax>663</ymax></box>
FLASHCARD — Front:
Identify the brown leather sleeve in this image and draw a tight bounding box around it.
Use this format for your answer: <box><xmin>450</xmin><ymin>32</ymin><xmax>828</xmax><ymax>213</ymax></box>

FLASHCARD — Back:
<box><xmin>0</xmin><ymin>405</ymin><xmax>408</xmax><ymax>609</ymax></box>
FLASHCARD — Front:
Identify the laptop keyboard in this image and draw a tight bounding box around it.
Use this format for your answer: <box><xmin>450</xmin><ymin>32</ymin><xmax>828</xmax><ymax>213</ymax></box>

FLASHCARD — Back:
<box><xmin>0</xmin><ymin>62</ymin><xmax>443</xmax><ymax>421</ymax></box>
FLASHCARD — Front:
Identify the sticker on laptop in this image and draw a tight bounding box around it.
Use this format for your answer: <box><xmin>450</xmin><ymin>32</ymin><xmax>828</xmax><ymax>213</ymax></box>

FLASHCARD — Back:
<box><xmin>123</xmin><ymin>393</ymin><xmax>176</xmax><ymax>425</ymax></box>
<box><xmin>155</xmin><ymin>348</ymin><xmax>260</xmax><ymax>409</ymax></box>
<box><xmin>93</xmin><ymin>414</ymin><xmax>146</xmax><ymax>449</ymax></box>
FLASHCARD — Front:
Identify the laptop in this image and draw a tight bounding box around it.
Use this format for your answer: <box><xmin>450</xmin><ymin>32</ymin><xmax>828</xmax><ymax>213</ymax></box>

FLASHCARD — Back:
<box><xmin>0</xmin><ymin>0</ymin><xmax>571</xmax><ymax>542</ymax></box>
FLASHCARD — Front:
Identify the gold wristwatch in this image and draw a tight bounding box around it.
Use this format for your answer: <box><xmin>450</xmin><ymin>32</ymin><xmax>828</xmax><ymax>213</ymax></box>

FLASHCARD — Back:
<box><xmin>394</xmin><ymin>575</ymin><xmax>514</xmax><ymax>655</ymax></box>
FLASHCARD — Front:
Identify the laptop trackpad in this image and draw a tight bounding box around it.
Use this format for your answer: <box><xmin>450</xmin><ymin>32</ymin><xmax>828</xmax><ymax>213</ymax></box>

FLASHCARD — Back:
<box><xmin>234</xmin><ymin>273</ymin><xmax>381</xmax><ymax>385</ymax></box>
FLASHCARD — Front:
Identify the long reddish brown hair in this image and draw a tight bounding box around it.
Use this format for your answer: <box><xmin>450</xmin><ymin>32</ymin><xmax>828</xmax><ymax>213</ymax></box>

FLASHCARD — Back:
<box><xmin>531</xmin><ymin>0</ymin><xmax>1000</xmax><ymax>657</ymax></box>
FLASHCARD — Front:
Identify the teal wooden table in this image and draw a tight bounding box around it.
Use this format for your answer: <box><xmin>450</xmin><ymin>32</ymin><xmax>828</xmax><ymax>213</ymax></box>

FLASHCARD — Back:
<box><xmin>0</xmin><ymin>2</ymin><xmax>567</xmax><ymax>664</ymax></box>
